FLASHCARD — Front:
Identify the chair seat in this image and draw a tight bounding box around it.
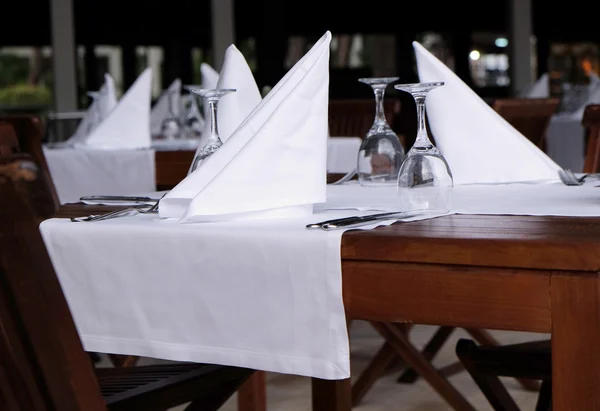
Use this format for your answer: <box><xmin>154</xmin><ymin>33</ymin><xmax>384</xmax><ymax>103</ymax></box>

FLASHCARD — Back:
<box><xmin>98</xmin><ymin>363</ymin><xmax>253</xmax><ymax>411</ymax></box>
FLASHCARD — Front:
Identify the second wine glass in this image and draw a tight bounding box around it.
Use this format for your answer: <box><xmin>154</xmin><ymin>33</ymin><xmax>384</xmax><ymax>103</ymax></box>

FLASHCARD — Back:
<box><xmin>357</xmin><ymin>77</ymin><xmax>405</xmax><ymax>186</ymax></box>
<box><xmin>188</xmin><ymin>88</ymin><xmax>236</xmax><ymax>173</ymax></box>
<box><xmin>394</xmin><ymin>82</ymin><xmax>453</xmax><ymax>214</ymax></box>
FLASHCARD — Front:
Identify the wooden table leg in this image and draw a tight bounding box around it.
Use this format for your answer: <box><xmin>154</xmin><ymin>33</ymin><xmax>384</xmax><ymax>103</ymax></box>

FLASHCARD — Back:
<box><xmin>238</xmin><ymin>371</ymin><xmax>266</xmax><ymax>411</ymax></box>
<box><xmin>312</xmin><ymin>378</ymin><xmax>351</xmax><ymax>411</ymax></box>
<box><xmin>551</xmin><ymin>274</ymin><xmax>600</xmax><ymax>411</ymax></box>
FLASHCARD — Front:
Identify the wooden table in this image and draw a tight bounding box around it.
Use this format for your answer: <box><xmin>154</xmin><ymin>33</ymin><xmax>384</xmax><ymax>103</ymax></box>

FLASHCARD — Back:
<box><xmin>54</xmin><ymin>207</ymin><xmax>600</xmax><ymax>411</ymax></box>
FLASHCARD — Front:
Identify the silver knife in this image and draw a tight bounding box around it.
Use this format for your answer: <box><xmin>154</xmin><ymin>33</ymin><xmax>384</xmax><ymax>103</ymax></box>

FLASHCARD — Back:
<box><xmin>79</xmin><ymin>195</ymin><xmax>157</xmax><ymax>202</ymax></box>
<box><xmin>306</xmin><ymin>211</ymin><xmax>418</xmax><ymax>230</ymax></box>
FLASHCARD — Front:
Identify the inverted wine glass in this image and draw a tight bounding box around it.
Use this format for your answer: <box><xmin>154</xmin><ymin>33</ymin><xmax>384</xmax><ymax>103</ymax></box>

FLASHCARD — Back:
<box><xmin>188</xmin><ymin>88</ymin><xmax>236</xmax><ymax>173</ymax></box>
<box><xmin>394</xmin><ymin>82</ymin><xmax>453</xmax><ymax>214</ymax></box>
<box><xmin>357</xmin><ymin>77</ymin><xmax>405</xmax><ymax>186</ymax></box>
<box><xmin>160</xmin><ymin>90</ymin><xmax>182</xmax><ymax>140</ymax></box>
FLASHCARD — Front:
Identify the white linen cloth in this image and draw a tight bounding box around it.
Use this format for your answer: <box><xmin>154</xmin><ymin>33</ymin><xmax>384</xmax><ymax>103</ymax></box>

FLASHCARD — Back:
<box><xmin>150</xmin><ymin>78</ymin><xmax>182</xmax><ymax>137</ymax></box>
<box><xmin>327</xmin><ymin>137</ymin><xmax>361</xmax><ymax>173</ymax></box>
<box><xmin>413</xmin><ymin>41</ymin><xmax>562</xmax><ymax>185</ymax></box>
<box><xmin>325</xmin><ymin>181</ymin><xmax>600</xmax><ymax>216</ymax></box>
<box><xmin>522</xmin><ymin>73</ymin><xmax>549</xmax><ymax>98</ymax></box>
<box><xmin>43</xmin><ymin>147</ymin><xmax>155</xmax><ymax>204</ymax></box>
<box><xmin>68</xmin><ymin>74</ymin><xmax>118</xmax><ymax>146</ymax></box>
<box><xmin>161</xmin><ymin>32</ymin><xmax>332</xmax><ymax>222</ymax></box>
<box><xmin>81</xmin><ymin>68</ymin><xmax>153</xmax><ymax>149</ymax></box>
<box><xmin>40</xmin><ymin>180</ymin><xmax>600</xmax><ymax>380</ymax></box>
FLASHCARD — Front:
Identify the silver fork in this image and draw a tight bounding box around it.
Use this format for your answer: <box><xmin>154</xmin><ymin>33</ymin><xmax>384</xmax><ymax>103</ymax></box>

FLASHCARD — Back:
<box><xmin>70</xmin><ymin>194</ymin><xmax>165</xmax><ymax>222</ymax></box>
<box><xmin>558</xmin><ymin>169</ymin><xmax>600</xmax><ymax>186</ymax></box>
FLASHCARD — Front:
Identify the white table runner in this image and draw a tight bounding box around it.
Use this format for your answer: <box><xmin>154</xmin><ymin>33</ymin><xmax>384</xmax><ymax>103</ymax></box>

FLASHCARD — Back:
<box><xmin>40</xmin><ymin>181</ymin><xmax>600</xmax><ymax>380</ymax></box>
<box><xmin>43</xmin><ymin>147</ymin><xmax>156</xmax><ymax>204</ymax></box>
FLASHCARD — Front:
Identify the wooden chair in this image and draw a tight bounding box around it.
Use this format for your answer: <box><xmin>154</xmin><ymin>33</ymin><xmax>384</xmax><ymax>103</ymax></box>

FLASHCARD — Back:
<box><xmin>456</xmin><ymin>339</ymin><xmax>551</xmax><ymax>411</ymax></box>
<box><xmin>582</xmin><ymin>104</ymin><xmax>600</xmax><ymax>173</ymax></box>
<box><xmin>0</xmin><ymin>122</ymin><xmax>19</xmax><ymax>155</ymax></box>
<box><xmin>0</xmin><ymin>114</ymin><xmax>59</xmax><ymax>207</ymax></box>
<box><xmin>0</xmin><ymin>153</ymin><xmax>254</xmax><ymax>411</ymax></box>
<box><xmin>492</xmin><ymin>98</ymin><xmax>560</xmax><ymax>150</ymax></box>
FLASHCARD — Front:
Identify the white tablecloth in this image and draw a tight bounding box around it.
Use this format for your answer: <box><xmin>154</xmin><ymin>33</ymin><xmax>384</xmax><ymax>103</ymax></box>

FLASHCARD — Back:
<box><xmin>326</xmin><ymin>137</ymin><xmax>361</xmax><ymax>173</ymax></box>
<box><xmin>150</xmin><ymin>136</ymin><xmax>361</xmax><ymax>173</ymax></box>
<box><xmin>39</xmin><ymin>181</ymin><xmax>600</xmax><ymax>380</ymax></box>
<box><xmin>43</xmin><ymin>148</ymin><xmax>156</xmax><ymax>204</ymax></box>
<box><xmin>545</xmin><ymin>115</ymin><xmax>585</xmax><ymax>172</ymax></box>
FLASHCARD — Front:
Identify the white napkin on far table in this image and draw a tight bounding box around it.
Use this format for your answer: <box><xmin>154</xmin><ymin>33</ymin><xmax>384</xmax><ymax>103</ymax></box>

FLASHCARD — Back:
<box><xmin>160</xmin><ymin>31</ymin><xmax>332</xmax><ymax>222</ymax></box>
<box><xmin>522</xmin><ymin>73</ymin><xmax>549</xmax><ymax>98</ymax></box>
<box><xmin>80</xmin><ymin>68</ymin><xmax>153</xmax><ymax>149</ymax></box>
<box><xmin>197</xmin><ymin>45</ymin><xmax>262</xmax><ymax>150</ymax></box>
<box><xmin>413</xmin><ymin>41</ymin><xmax>561</xmax><ymax>185</ymax></box>
<box><xmin>68</xmin><ymin>74</ymin><xmax>118</xmax><ymax>145</ymax></box>
<box><xmin>150</xmin><ymin>78</ymin><xmax>182</xmax><ymax>136</ymax></box>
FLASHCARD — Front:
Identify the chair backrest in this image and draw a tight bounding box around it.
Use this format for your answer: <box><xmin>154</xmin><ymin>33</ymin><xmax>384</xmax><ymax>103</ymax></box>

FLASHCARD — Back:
<box><xmin>328</xmin><ymin>98</ymin><xmax>399</xmax><ymax>138</ymax></box>
<box><xmin>0</xmin><ymin>114</ymin><xmax>59</xmax><ymax>207</ymax></box>
<box><xmin>0</xmin><ymin>122</ymin><xmax>19</xmax><ymax>155</ymax></box>
<box><xmin>492</xmin><ymin>98</ymin><xmax>560</xmax><ymax>150</ymax></box>
<box><xmin>0</xmin><ymin>154</ymin><xmax>106</xmax><ymax>411</ymax></box>
<box><xmin>582</xmin><ymin>104</ymin><xmax>600</xmax><ymax>173</ymax></box>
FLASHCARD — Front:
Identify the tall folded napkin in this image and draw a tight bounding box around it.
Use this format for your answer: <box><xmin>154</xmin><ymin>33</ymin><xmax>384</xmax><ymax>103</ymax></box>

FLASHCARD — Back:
<box><xmin>68</xmin><ymin>74</ymin><xmax>118</xmax><ymax>145</ymax></box>
<box><xmin>205</xmin><ymin>45</ymin><xmax>261</xmax><ymax>144</ymax></box>
<box><xmin>80</xmin><ymin>68</ymin><xmax>153</xmax><ymax>149</ymax></box>
<box><xmin>160</xmin><ymin>31</ymin><xmax>332</xmax><ymax>222</ymax></box>
<box><xmin>150</xmin><ymin>78</ymin><xmax>182</xmax><ymax>136</ymax></box>
<box><xmin>413</xmin><ymin>41</ymin><xmax>561</xmax><ymax>184</ymax></box>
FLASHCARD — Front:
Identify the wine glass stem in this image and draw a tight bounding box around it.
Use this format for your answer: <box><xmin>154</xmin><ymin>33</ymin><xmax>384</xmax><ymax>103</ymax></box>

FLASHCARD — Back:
<box><xmin>414</xmin><ymin>95</ymin><xmax>432</xmax><ymax>148</ymax></box>
<box><xmin>373</xmin><ymin>87</ymin><xmax>387</xmax><ymax>127</ymax></box>
<box><xmin>207</xmin><ymin>99</ymin><xmax>221</xmax><ymax>144</ymax></box>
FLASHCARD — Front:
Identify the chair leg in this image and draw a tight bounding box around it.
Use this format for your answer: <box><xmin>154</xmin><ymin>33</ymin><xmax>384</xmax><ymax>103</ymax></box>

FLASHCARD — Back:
<box><xmin>374</xmin><ymin>323</ymin><xmax>476</xmax><ymax>411</ymax></box>
<box><xmin>397</xmin><ymin>326</ymin><xmax>456</xmax><ymax>383</ymax></box>
<box><xmin>465</xmin><ymin>328</ymin><xmax>541</xmax><ymax>392</ymax></box>
<box><xmin>535</xmin><ymin>379</ymin><xmax>552</xmax><ymax>411</ymax></box>
<box><xmin>456</xmin><ymin>339</ymin><xmax>521</xmax><ymax>411</ymax></box>
<box><xmin>108</xmin><ymin>354</ymin><xmax>139</xmax><ymax>368</ymax></box>
<box><xmin>351</xmin><ymin>341</ymin><xmax>397</xmax><ymax>406</ymax></box>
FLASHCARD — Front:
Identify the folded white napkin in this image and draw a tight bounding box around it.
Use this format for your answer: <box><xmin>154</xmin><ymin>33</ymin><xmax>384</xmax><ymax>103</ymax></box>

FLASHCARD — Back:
<box><xmin>68</xmin><ymin>74</ymin><xmax>118</xmax><ymax>145</ymax></box>
<box><xmin>413</xmin><ymin>41</ymin><xmax>561</xmax><ymax>184</ymax></box>
<box><xmin>200</xmin><ymin>63</ymin><xmax>219</xmax><ymax>121</ymax></box>
<box><xmin>150</xmin><ymin>78</ymin><xmax>182</xmax><ymax>136</ymax></box>
<box><xmin>160</xmin><ymin>31</ymin><xmax>332</xmax><ymax>222</ymax></box>
<box><xmin>80</xmin><ymin>68</ymin><xmax>153</xmax><ymax>149</ymax></box>
<box><xmin>523</xmin><ymin>73</ymin><xmax>549</xmax><ymax>98</ymax></box>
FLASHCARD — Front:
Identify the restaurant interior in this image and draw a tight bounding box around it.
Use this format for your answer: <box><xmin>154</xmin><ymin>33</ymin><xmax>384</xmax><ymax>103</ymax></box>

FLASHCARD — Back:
<box><xmin>3</xmin><ymin>0</ymin><xmax>600</xmax><ymax>410</ymax></box>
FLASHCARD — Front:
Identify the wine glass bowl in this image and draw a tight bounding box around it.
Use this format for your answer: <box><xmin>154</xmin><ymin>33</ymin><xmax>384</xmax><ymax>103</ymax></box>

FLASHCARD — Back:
<box><xmin>357</xmin><ymin>77</ymin><xmax>405</xmax><ymax>186</ymax></box>
<box><xmin>394</xmin><ymin>82</ymin><xmax>453</xmax><ymax>214</ymax></box>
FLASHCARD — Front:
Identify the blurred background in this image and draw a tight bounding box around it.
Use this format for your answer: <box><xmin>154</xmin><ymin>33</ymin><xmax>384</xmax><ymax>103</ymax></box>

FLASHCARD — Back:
<box><xmin>0</xmin><ymin>0</ymin><xmax>598</xmax><ymax>114</ymax></box>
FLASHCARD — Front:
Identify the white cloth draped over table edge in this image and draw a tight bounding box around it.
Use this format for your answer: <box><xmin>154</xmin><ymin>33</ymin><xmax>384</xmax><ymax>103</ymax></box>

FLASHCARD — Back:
<box><xmin>40</xmin><ymin>181</ymin><xmax>600</xmax><ymax>380</ymax></box>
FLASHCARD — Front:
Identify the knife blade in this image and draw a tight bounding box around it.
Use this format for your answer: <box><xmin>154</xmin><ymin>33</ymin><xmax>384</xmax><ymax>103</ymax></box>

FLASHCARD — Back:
<box><xmin>306</xmin><ymin>211</ymin><xmax>415</xmax><ymax>230</ymax></box>
<box><xmin>79</xmin><ymin>195</ymin><xmax>157</xmax><ymax>202</ymax></box>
